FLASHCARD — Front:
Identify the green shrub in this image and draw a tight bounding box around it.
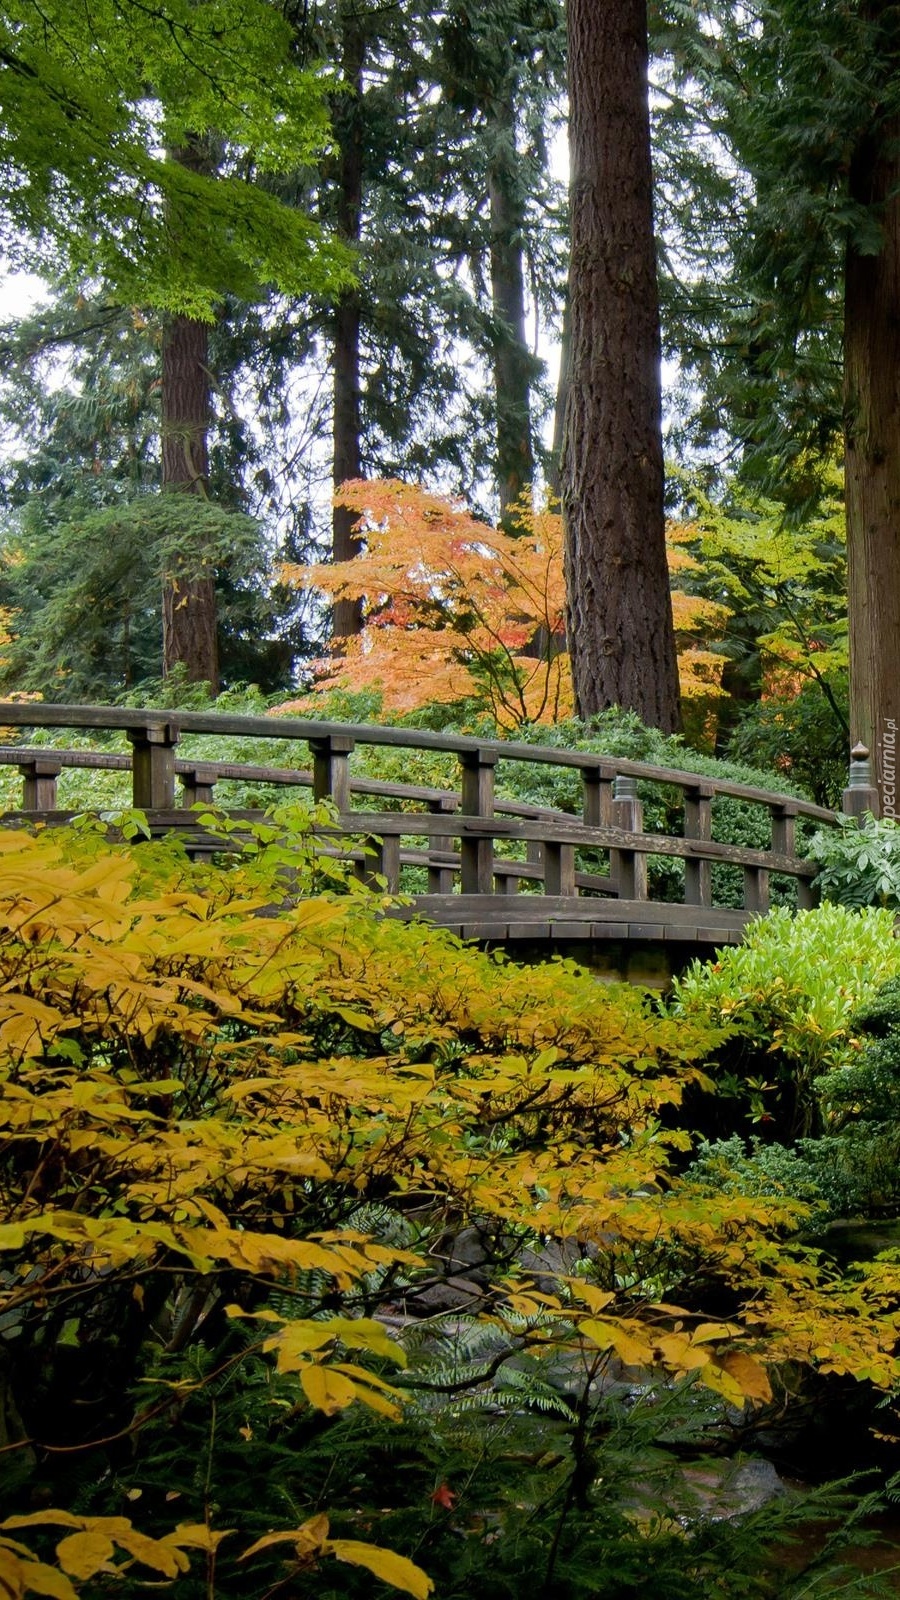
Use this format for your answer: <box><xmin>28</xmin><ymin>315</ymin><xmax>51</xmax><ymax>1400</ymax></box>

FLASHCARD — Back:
<box><xmin>670</xmin><ymin>906</ymin><xmax>900</xmax><ymax>1140</ymax></box>
<box><xmin>807</xmin><ymin>815</ymin><xmax>900</xmax><ymax>910</ymax></box>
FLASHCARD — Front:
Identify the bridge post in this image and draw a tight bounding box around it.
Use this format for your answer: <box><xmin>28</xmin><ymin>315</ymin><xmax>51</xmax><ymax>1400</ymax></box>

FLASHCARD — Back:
<box><xmin>128</xmin><ymin>722</ymin><xmax>179</xmax><ymax>810</ymax></box>
<box><xmin>771</xmin><ymin>800</ymin><xmax>814</xmax><ymax>908</ymax></box>
<box><xmin>358</xmin><ymin>832</ymin><xmax>401</xmax><ymax>893</ymax></box>
<box><xmin>770</xmin><ymin>800</ymin><xmax>796</xmax><ymax>857</ymax></box>
<box><xmin>683</xmin><ymin>781</ymin><xmax>713</xmax><ymax>906</ymax></box>
<box><xmin>179</xmin><ymin>764</ymin><xmax>219</xmax><ymax>807</ymax></box>
<box><xmin>581</xmin><ymin>763</ymin><xmax>616</xmax><ymax>827</ymax></box>
<box><xmin>18</xmin><ymin>756</ymin><xmax>62</xmax><ymax>811</ymax></box>
<box><xmin>427</xmin><ymin>795</ymin><xmax>458</xmax><ymax>893</ymax></box>
<box><xmin>309</xmin><ymin>734</ymin><xmax>355</xmax><ymax>813</ymax></box>
<box><xmin>611</xmin><ymin>775</ymin><xmax>647</xmax><ymax>900</ymax></box>
<box><xmin>743</xmin><ymin>864</ymin><xmax>770</xmax><ymax>916</ymax></box>
<box><xmin>459</xmin><ymin>747</ymin><xmax>498</xmax><ymax>894</ymax></box>
<box><xmin>842</xmin><ymin>743</ymin><xmax>879</xmax><ymax>823</ymax></box>
<box><xmin>543</xmin><ymin>838</ymin><xmax>576</xmax><ymax>897</ymax></box>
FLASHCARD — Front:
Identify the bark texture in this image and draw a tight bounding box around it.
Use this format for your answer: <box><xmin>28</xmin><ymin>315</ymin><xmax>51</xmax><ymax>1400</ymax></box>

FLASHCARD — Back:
<box><xmin>562</xmin><ymin>0</ymin><xmax>680</xmax><ymax>732</ymax></box>
<box><xmin>488</xmin><ymin>88</ymin><xmax>535</xmax><ymax>517</ymax></box>
<box><xmin>161</xmin><ymin>310</ymin><xmax>219</xmax><ymax>692</ymax></box>
<box><xmin>845</xmin><ymin>94</ymin><xmax>900</xmax><ymax>817</ymax></box>
<box><xmin>331</xmin><ymin>7</ymin><xmax>365</xmax><ymax>640</ymax></box>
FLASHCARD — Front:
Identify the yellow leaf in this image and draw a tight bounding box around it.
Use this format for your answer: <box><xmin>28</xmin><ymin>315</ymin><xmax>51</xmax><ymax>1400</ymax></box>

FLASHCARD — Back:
<box><xmin>54</xmin><ymin>1530</ymin><xmax>115</xmax><ymax>1580</ymax></box>
<box><xmin>715</xmin><ymin>1350</ymin><xmax>772</xmax><ymax>1404</ymax></box>
<box><xmin>328</xmin><ymin>1539</ymin><xmax>434</xmax><ymax>1599</ymax></box>
<box><xmin>1</xmin><ymin>1517</ymin><xmax>81</xmax><ymax>1533</ymax></box>
<box><xmin>162</xmin><ymin>1524</ymin><xmax>234</xmax><ymax>1553</ymax></box>
<box><xmin>300</xmin><ymin>1365</ymin><xmax>358</xmax><ymax>1414</ymax></box>
<box><xmin>0</xmin><ymin>1546</ymin><xmax>24</xmax><ymax>1599</ymax></box>
<box><xmin>25</xmin><ymin>1572</ymin><xmax>80</xmax><ymax>1600</ymax></box>
<box><xmin>565</xmin><ymin>1282</ymin><xmax>615</xmax><ymax>1314</ymax></box>
<box><xmin>653</xmin><ymin>1335</ymin><xmax>709</xmax><ymax>1373</ymax></box>
<box><xmin>268</xmin><ymin>1316</ymin><xmax>406</xmax><ymax>1371</ymax></box>
<box><xmin>0</xmin><ymin>1548</ymin><xmax>78</xmax><ymax>1600</ymax></box>
<box><xmin>580</xmin><ymin>1319</ymin><xmax>653</xmax><ymax>1367</ymax></box>
<box><xmin>331</xmin><ymin>1364</ymin><xmax>405</xmax><ymax>1419</ymax></box>
<box><xmin>692</xmin><ymin>1321</ymin><xmax>741</xmax><ymax>1344</ymax></box>
<box><xmin>112</xmin><ymin>1527</ymin><xmax>189</xmax><ymax>1576</ymax></box>
<box><xmin>699</xmin><ymin>1364</ymin><xmax>748</xmax><ymax>1408</ymax></box>
<box><xmin>241</xmin><ymin>1514</ymin><xmax>329</xmax><ymax>1562</ymax></box>
<box><xmin>332</xmin><ymin>1007</ymin><xmax>376</xmax><ymax>1031</ymax></box>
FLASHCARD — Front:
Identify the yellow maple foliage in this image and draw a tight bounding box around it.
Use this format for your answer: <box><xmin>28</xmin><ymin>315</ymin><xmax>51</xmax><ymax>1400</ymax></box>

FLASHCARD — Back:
<box><xmin>3</xmin><ymin>817</ymin><xmax>900</xmax><ymax>1590</ymax></box>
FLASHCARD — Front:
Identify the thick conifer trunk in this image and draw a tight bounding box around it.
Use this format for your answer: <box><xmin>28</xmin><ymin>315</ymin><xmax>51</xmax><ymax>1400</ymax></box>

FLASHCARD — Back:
<box><xmin>844</xmin><ymin>99</ymin><xmax>900</xmax><ymax>817</ymax></box>
<box><xmin>331</xmin><ymin>7</ymin><xmax>365</xmax><ymax>640</ymax></box>
<box><xmin>562</xmin><ymin>0</ymin><xmax>680</xmax><ymax>732</ymax></box>
<box><xmin>160</xmin><ymin>311</ymin><xmax>219</xmax><ymax>692</ymax></box>
<box><xmin>548</xmin><ymin>292</ymin><xmax>570</xmax><ymax>500</ymax></box>
<box><xmin>488</xmin><ymin>88</ymin><xmax>535</xmax><ymax>517</ymax></box>
<box><xmin>160</xmin><ymin>134</ymin><xmax>218</xmax><ymax>692</ymax></box>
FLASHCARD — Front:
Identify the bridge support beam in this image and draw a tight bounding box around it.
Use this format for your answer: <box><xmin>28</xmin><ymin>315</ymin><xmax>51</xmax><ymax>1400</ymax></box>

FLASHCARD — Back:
<box><xmin>460</xmin><ymin>748</ymin><xmax>498</xmax><ymax>895</ymax></box>
<box><xmin>611</xmin><ymin>776</ymin><xmax>647</xmax><ymax>900</ymax></box>
<box><xmin>128</xmin><ymin>722</ymin><xmax>179</xmax><ymax>810</ymax></box>
<box><xmin>683</xmin><ymin>782</ymin><xmax>713</xmax><ymax>907</ymax></box>
<box><xmin>18</xmin><ymin>757</ymin><xmax>62</xmax><ymax>812</ymax></box>
<box><xmin>309</xmin><ymin>734</ymin><xmax>355</xmax><ymax>813</ymax></box>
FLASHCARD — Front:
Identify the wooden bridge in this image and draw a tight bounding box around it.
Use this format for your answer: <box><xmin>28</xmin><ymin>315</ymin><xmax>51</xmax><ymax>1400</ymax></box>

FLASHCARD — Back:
<box><xmin>0</xmin><ymin>703</ymin><xmax>848</xmax><ymax>963</ymax></box>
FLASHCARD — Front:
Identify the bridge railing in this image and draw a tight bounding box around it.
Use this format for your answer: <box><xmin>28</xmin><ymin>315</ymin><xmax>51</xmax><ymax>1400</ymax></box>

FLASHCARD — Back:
<box><xmin>0</xmin><ymin>703</ymin><xmax>840</xmax><ymax>943</ymax></box>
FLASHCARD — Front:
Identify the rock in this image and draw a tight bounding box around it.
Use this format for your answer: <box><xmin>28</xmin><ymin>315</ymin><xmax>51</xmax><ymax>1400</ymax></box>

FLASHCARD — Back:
<box><xmin>405</xmin><ymin>1275</ymin><xmax>487</xmax><ymax>1314</ymax></box>
<box><xmin>682</xmin><ymin>1457</ymin><xmax>786</xmax><ymax>1521</ymax></box>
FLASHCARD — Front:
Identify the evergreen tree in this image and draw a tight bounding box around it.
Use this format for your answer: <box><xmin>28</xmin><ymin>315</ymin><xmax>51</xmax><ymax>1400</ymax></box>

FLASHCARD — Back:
<box><xmin>0</xmin><ymin>0</ymin><xmax>352</xmax><ymax>687</ymax></box>
<box><xmin>563</xmin><ymin>0</ymin><xmax>682</xmax><ymax>732</ymax></box>
<box><xmin>0</xmin><ymin>296</ymin><xmax>306</xmax><ymax>699</ymax></box>
<box><xmin>294</xmin><ymin>0</ymin><xmax>565</xmax><ymax>582</ymax></box>
<box><xmin>652</xmin><ymin>0</ymin><xmax>900</xmax><ymax>791</ymax></box>
<box><xmin>436</xmin><ymin>0</ymin><xmax>566</xmax><ymax>517</ymax></box>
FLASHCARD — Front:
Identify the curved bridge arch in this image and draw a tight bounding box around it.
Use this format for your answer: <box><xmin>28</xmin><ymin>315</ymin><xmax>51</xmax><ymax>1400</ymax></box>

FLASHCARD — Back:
<box><xmin>0</xmin><ymin>703</ymin><xmax>840</xmax><ymax>952</ymax></box>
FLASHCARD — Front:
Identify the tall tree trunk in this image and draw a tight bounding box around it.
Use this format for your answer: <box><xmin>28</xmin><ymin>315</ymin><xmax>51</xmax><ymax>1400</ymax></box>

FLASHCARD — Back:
<box><xmin>161</xmin><ymin>135</ymin><xmax>219</xmax><ymax>692</ymax></box>
<box><xmin>547</xmin><ymin>290</ymin><xmax>570</xmax><ymax>501</ymax></box>
<box><xmin>845</xmin><ymin>97</ymin><xmax>900</xmax><ymax>817</ymax></box>
<box><xmin>160</xmin><ymin>310</ymin><xmax>219</xmax><ymax>693</ymax></box>
<box><xmin>331</xmin><ymin>7</ymin><xmax>365</xmax><ymax>640</ymax></box>
<box><xmin>488</xmin><ymin>86</ymin><xmax>535</xmax><ymax>518</ymax></box>
<box><xmin>562</xmin><ymin>0</ymin><xmax>680</xmax><ymax>733</ymax></box>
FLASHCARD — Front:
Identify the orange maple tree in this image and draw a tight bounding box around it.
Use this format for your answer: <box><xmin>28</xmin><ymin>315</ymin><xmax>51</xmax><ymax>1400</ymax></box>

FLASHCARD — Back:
<box><xmin>282</xmin><ymin>481</ymin><xmax>726</xmax><ymax>728</ymax></box>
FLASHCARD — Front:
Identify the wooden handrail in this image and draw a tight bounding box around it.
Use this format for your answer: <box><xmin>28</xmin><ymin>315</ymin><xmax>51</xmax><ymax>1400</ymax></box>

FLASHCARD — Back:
<box><xmin>0</xmin><ymin>703</ymin><xmax>840</xmax><ymax>941</ymax></box>
<box><xmin>0</xmin><ymin>703</ymin><xmax>837</xmax><ymax>819</ymax></box>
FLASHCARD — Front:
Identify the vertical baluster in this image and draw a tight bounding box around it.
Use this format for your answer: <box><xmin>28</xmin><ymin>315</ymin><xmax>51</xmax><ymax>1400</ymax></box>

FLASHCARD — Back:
<box><xmin>743</xmin><ymin>864</ymin><xmax>770</xmax><ymax>916</ymax></box>
<box><xmin>459</xmin><ymin>747</ymin><xmax>497</xmax><ymax>895</ymax></box>
<box><xmin>427</xmin><ymin>795</ymin><xmax>458</xmax><ymax>893</ymax></box>
<box><xmin>797</xmin><ymin>877</ymin><xmax>816</xmax><ymax>910</ymax></box>
<box><xmin>611</xmin><ymin>774</ymin><xmax>647</xmax><ymax>900</ymax></box>
<box><xmin>582</xmin><ymin>761</ymin><xmax>617</xmax><ymax>895</ymax></box>
<box><xmin>19</xmin><ymin>757</ymin><xmax>61</xmax><ymax>812</ymax></box>
<box><xmin>358</xmin><ymin>831</ymin><xmax>401</xmax><ymax>892</ymax></box>
<box><xmin>526</xmin><ymin>840</ymin><xmax>543</xmax><ymax>889</ymax></box>
<box><xmin>683</xmin><ymin>780</ymin><xmax>713</xmax><ymax>906</ymax></box>
<box><xmin>770</xmin><ymin>801</ymin><xmax>797</xmax><ymax>859</ymax></box>
<box><xmin>179</xmin><ymin>764</ymin><xmax>218</xmax><ymax>808</ymax></box>
<box><xmin>771</xmin><ymin>799</ymin><xmax>804</xmax><ymax>908</ymax></box>
<box><xmin>543</xmin><ymin>837</ymin><xmax>576</xmax><ymax>897</ymax></box>
<box><xmin>309</xmin><ymin>734</ymin><xmax>355</xmax><ymax>812</ymax></box>
<box><xmin>582</xmin><ymin>762</ymin><xmax>616</xmax><ymax>827</ymax></box>
<box><xmin>128</xmin><ymin>721</ymin><xmax>179</xmax><ymax>810</ymax></box>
